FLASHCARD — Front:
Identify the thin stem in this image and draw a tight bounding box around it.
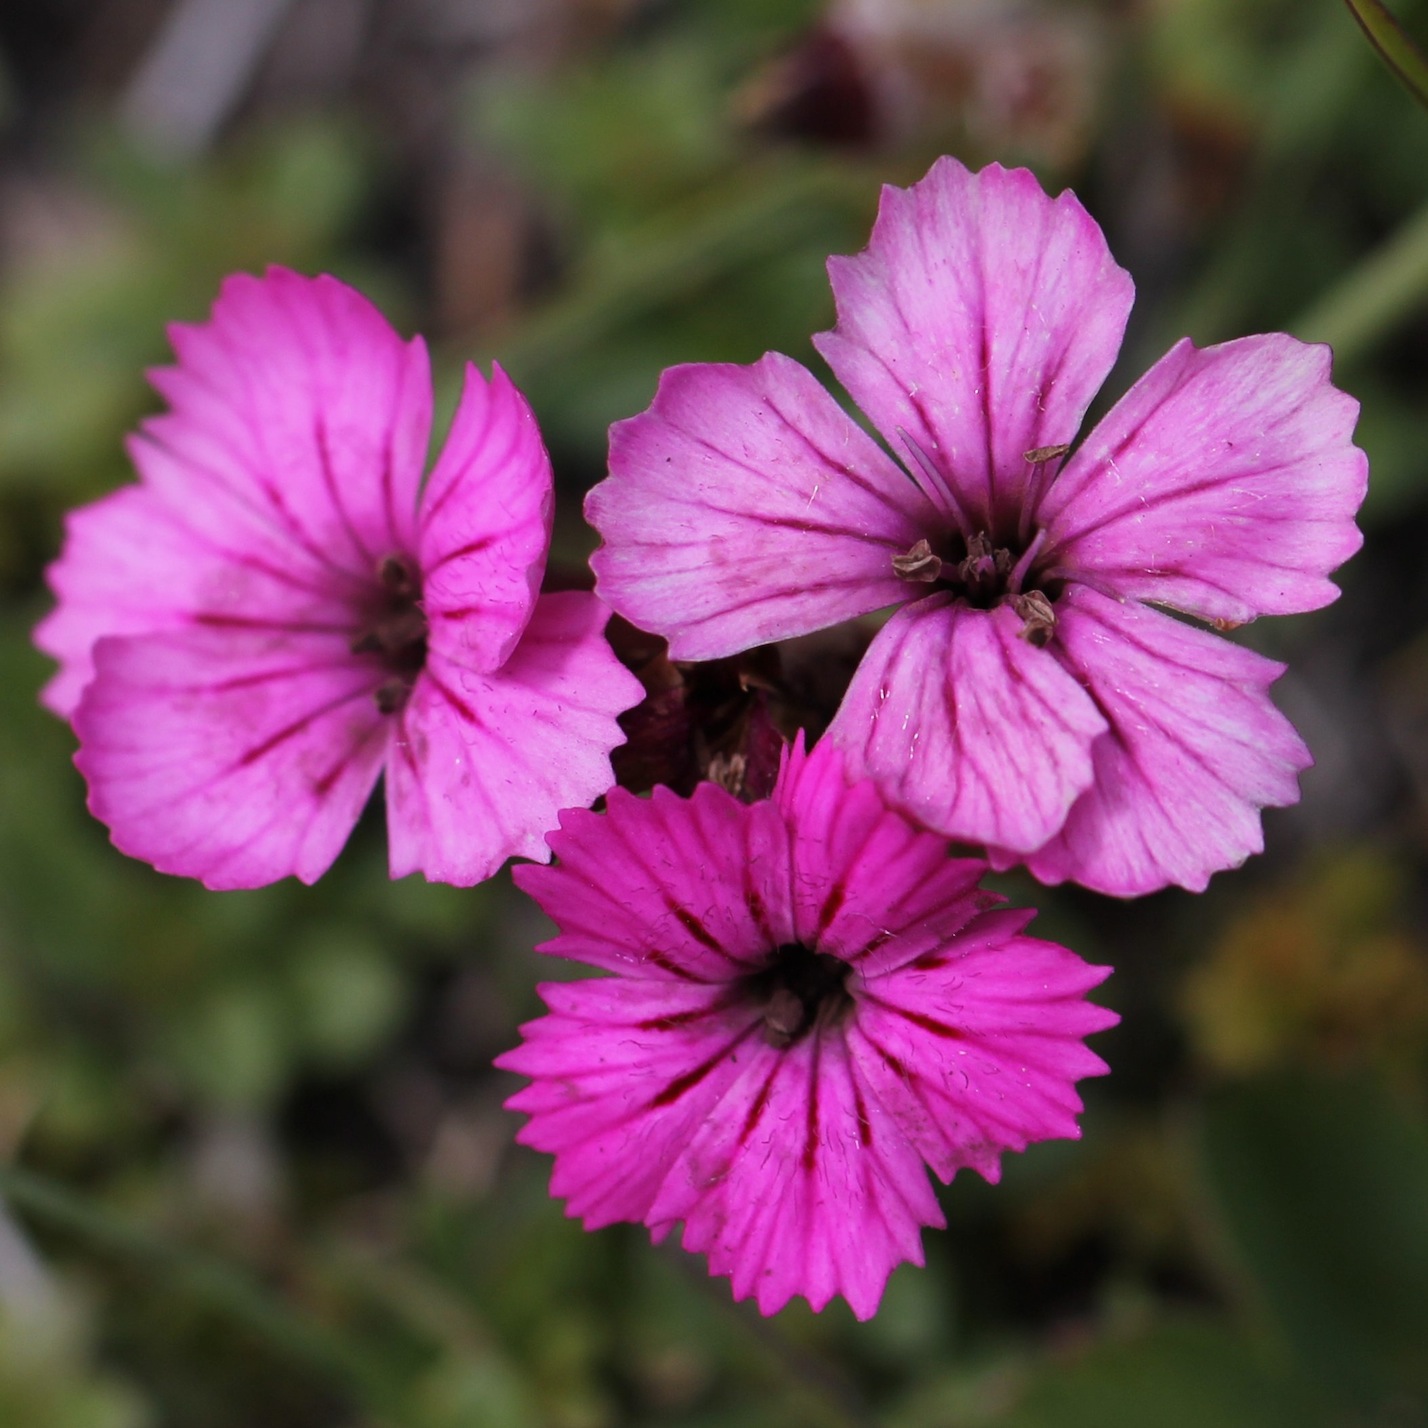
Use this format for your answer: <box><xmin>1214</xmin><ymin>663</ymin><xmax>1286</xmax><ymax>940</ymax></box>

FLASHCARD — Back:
<box><xmin>1341</xmin><ymin>0</ymin><xmax>1428</xmax><ymax>111</ymax></box>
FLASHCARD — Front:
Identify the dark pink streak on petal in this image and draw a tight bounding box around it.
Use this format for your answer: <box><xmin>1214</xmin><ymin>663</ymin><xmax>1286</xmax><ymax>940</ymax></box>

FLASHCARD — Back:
<box><xmin>151</xmin><ymin>270</ymin><xmax>432</xmax><ymax>572</ymax></box>
<box><xmin>849</xmin><ymin>914</ymin><xmax>1114</xmax><ymax>1183</ymax></box>
<box><xmin>137</xmin><ymin>421</ymin><xmax>368</xmax><ymax>593</ymax></box>
<box><xmin>313</xmin><ymin>410</ymin><xmax>374</xmax><ymax>569</ymax></box>
<box><xmin>1017</xmin><ymin>587</ymin><xmax>1312</xmax><ymax>895</ymax></box>
<box><xmin>650</xmin><ymin>1025</ymin><xmax>759</xmax><ymax>1107</ymax></box>
<box><xmin>235</xmin><ymin>685</ymin><xmax>373</xmax><ymax>768</ymax></box>
<box><xmin>1041</xmin><ymin>334</ymin><xmax>1367</xmax><ymax>625</ymax></box>
<box><xmin>590</xmin><ymin>352</ymin><xmax>937</xmax><ymax>661</ymax></box>
<box><xmin>774</xmin><ymin>735</ymin><xmax>991</xmax><ymax>970</ymax></box>
<box><xmin>419</xmin><ymin>363</ymin><xmax>552</xmax><ymax>674</ymax></box>
<box><xmin>191</xmin><ymin>613</ymin><xmax>354</xmax><ymax>635</ymax></box>
<box><xmin>73</xmin><ymin>626</ymin><xmax>386</xmax><ymax>889</ymax></box>
<box><xmin>497</xmin><ymin>978</ymin><xmax>765</xmax><ymax>1230</ymax></box>
<box><xmin>385</xmin><ymin>591</ymin><xmax>641</xmax><ymax>887</ymax></box>
<box><xmin>652</xmin><ymin>1028</ymin><xmax>941</xmax><ymax>1319</ymax></box>
<box><xmin>422</xmin><ymin>533</ymin><xmax>495</xmax><ymax>578</ymax></box>
<box><xmin>814</xmin><ymin>159</ymin><xmax>1133</xmax><ymax>535</ymax></box>
<box><xmin>827</xmin><ymin>597</ymin><xmax>1106</xmax><ymax>854</ymax></box>
<box><xmin>35</xmin><ymin>474</ymin><xmax>354</xmax><ymax>717</ymax></box>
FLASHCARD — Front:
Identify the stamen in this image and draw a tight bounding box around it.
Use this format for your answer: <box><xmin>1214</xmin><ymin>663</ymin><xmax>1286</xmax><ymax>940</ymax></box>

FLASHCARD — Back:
<box><xmin>1013</xmin><ymin>590</ymin><xmax>1056</xmax><ymax>647</ymax></box>
<box><xmin>896</xmin><ymin>427</ymin><xmax>974</xmax><ymax>539</ymax></box>
<box><xmin>353</xmin><ymin>552</ymin><xmax>429</xmax><ymax>714</ymax></box>
<box><xmin>1008</xmin><ymin>527</ymin><xmax>1048</xmax><ymax>595</ymax></box>
<box><xmin>956</xmin><ymin>532</ymin><xmax>1012</xmax><ymax>597</ymax></box>
<box><xmin>892</xmin><ymin>538</ymin><xmax>945</xmax><ymax>583</ymax></box>
<box><xmin>1018</xmin><ymin>441</ymin><xmax>1070</xmax><ymax>545</ymax></box>
<box><xmin>746</xmin><ymin>943</ymin><xmax>852</xmax><ymax>1049</ymax></box>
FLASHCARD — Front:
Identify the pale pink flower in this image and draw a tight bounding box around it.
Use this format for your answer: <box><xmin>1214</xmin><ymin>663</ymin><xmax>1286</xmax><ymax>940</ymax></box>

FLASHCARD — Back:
<box><xmin>587</xmin><ymin>158</ymin><xmax>1367</xmax><ymax>896</ymax></box>
<box><xmin>498</xmin><ymin>737</ymin><xmax>1115</xmax><ymax>1320</ymax></box>
<box><xmin>37</xmin><ymin>268</ymin><xmax>642</xmax><ymax>889</ymax></box>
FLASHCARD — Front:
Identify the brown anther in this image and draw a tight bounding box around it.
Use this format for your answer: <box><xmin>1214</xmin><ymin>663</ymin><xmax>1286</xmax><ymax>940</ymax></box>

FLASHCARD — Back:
<box><xmin>1013</xmin><ymin>590</ymin><xmax>1057</xmax><ymax>647</ymax></box>
<box><xmin>762</xmin><ymin>988</ymin><xmax>806</xmax><ymax>1047</ymax></box>
<box><xmin>378</xmin><ymin>553</ymin><xmax>420</xmax><ymax>599</ymax></box>
<box><xmin>1211</xmin><ymin>617</ymin><xmax>1244</xmax><ymax>632</ymax></box>
<box><xmin>374</xmin><ymin>677</ymin><xmax>412</xmax><ymax>714</ymax></box>
<box><xmin>1023</xmin><ymin>443</ymin><xmax>1070</xmax><ymax>464</ymax></box>
<box><xmin>956</xmin><ymin>532</ymin><xmax>1012</xmax><ymax>590</ymax></box>
<box><xmin>357</xmin><ymin>551</ymin><xmax>429</xmax><ymax>711</ymax></box>
<box><xmin>706</xmin><ymin>751</ymin><xmax>748</xmax><ymax>797</ymax></box>
<box><xmin>892</xmin><ymin>538</ymin><xmax>944</xmax><ymax>582</ymax></box>
<box><xmin>375</xmin><ymin>606</ymin><xmax>428</xmax><ymax>654</ymax></box>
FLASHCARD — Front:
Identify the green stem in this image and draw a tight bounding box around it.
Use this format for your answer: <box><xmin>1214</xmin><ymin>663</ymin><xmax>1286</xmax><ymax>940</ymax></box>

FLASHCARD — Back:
<box><xmin>1342</xmin><ymin>0</ymin><xmax>1428</xmax><ymax>110</ymax></box>
<box><xmin>0</xmin><ymin>1164</ymin><xmax>412</xmax><ymax>1427</ymax></box>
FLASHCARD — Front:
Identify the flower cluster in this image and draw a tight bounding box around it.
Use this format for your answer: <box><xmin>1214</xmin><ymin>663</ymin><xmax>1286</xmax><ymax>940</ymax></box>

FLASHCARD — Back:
<box><xmin>588</xmin><ymin>158</ymin><xmax>1367</xmax><ymax>896</ymax></box>
<box><xmin>37</xmin><ymin>159</ymin><xmax>1365</xmax><ymax>1319</ymax></box>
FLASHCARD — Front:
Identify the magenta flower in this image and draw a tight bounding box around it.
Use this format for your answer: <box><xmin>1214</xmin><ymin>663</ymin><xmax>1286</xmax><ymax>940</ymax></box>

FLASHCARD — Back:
<box><xmin>498</xmin><ymin>736</ymin><xmax>1115</xmax><ymax>1319</ymax></box>
<box><xmin>36</xmin><ymin>268</ymin><xmax>642</xmax><ymax>889</ymax></box>
<box><xmin>587</xmin><ymin>158</ymin><xmax>1367</xmax><ymax>896</ymax></box>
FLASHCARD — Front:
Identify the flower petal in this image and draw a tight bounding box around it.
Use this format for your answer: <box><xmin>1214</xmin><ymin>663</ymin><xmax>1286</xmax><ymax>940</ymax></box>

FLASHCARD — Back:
<box><xmin>419</xmin><ymin>363</ymin><xmax>553</xmax><ymax>672</ymax></box>
<box><xmin>385</xmin><ymin>591</ymin><xmax>643</xmax><ymax>885</ymax></box>
<box><xmin>590</xmin><ymin>352</ymin><xmax>937</xmax><ymax>659</ymax></box>
<box><xmin>651</xmin><ymin>1028</ymin><xmax>942</xmax><ymax>1320</ymax></box>
<box><xmin>850</xmin><ymin>912</ymin><xmax>1114</xmax><ymax>1183</ymax></box>
<box><xmin>35</xmin><ymin>481</ymin><xmax>353</xmax><ymax>717</ymax></box>
<box><xmin>498</xmin><ymin>978</ymin><xmax>763</xmax><ymax>1229</ymax></box>
<box><xmin>814</xmin><ymin>159</ymin><xmax>1133</xmax><ymax>534</ymax></box>
<box><xmin>515</xmin><ymin>774</ymin><xmax>792</xmax><ymax>981</ymax></box>
<box><xmin>827</xmin><ymin>596</ymin><xmax>1107</xmax><ymax>853</ymax></box>
<box><xmin>145</xmin><ymin>268</ymin><xmax>432</xmax><ymax>576</ymax></box>
<box><xmin>1040</xmin><ymin>335</ymin><xmax>1367</xmax><ymax>624</ymax></box>
<box><xmin>1018</xmin><ymin>588</ymin><xmax>1312</xmax><ymax>895</ymax></box>
<box><xmin>73</xmin><ymin>628</ymin><xmax>386</xmax><ymax>889</ymax></box>
<box><xmin>774</xmin><ymin>736</ymin><xmax>998</xmax><ymax>975</ymax></box>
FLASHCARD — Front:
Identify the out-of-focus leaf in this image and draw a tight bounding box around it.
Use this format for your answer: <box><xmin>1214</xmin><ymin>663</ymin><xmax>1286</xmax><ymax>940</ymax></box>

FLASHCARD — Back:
<box><xmin>471</xmin><ymin>159</ymin><xmax>871</xmax><ymax>461</ymax></box>
<box><xmin>1293</xmin><ymin>196</ymin><xmax>1428</xmax><ymax>364</ymax></box>
<box><xmin>0</xmin><ymin>1292</ymin><xmax>152</xmax><ymax>1428</ymax></box>
<box><xmin>0</xmin><ymin>119</ymin><xmax>379</xmax><ymax>498</ymax></box>
<box><xmin>164</xmin><ymin>983</ymin><xmax>292</xmax><ymax>1111</ymax></box>
<box><xmin>1181</xmin><ymin>851</ymin><xmax>1428</xmax><ymax>1077</ymax></box>
<box><xmin>996</xmin><ymin>1318</ymin><xmax>1336</xmax><ymax>1428</ymax></box>
<box><xmin>478</xmin><ymin>41</ymin><xmax>734</xmax><ymax>228</ymax></box>
<box><xmin>288</xmin><ymin>933</ymin><xmax>407</xmax><ymax>1071</ymax></box>
<box><xmin>1341</xmin><ymin>378</ymin><xmax>1428</xmax><ymax>520</ymax></box>
<box><xmin>1342</xmin><ymin>0</ymin><xmax>1428</xmax><ymax>111</ymax></box>
<box><xmin>1196</xmin><ymin>1073</ymin><xmax>1428</xmax><ymax>1408</ymax></box>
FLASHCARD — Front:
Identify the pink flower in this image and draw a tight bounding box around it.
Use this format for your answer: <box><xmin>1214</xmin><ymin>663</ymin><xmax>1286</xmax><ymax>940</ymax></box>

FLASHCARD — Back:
<box><xmin>498</xmin><ymin>736</ymin><xmax>1115</xmax><ymax>1320</ymax></box>
<box><xmin>586</xmin><ymin>158</ymin><xmax>1367</xmax><ymax>896</ymax></box>
<box><xmin>36</xmin><ymin>268</ymin><xmax>642</xmax><ymax>889</ymax></box>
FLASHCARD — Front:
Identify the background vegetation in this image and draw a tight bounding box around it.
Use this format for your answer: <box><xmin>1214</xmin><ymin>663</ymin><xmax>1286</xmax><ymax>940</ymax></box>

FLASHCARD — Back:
<box><xmin>1</xmin><ymin>1</ymin><xmax>1427</xmax><ymax>1424</ymax></box>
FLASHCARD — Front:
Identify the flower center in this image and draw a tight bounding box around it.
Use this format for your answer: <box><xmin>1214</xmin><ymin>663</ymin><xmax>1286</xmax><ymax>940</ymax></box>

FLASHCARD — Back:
<box><xmin>893</xmin><ymin>531</ymin><xmax>1057</xmax><ymax>647</ymax></box>
<box><xmin>742</xmin><ymin>942</ymin><xmax>852</xmax><ymax>1048</ymax></box>
<box><xmin>352</xmin><ymin>554</ymin><xmax>429</xmax><ymax>713</ymax></box>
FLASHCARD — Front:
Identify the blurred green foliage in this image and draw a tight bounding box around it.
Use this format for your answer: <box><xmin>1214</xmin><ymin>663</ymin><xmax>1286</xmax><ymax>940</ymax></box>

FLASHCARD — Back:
<box><xmin>0</xmin><ymin>121</ymin><xmax>378</xmax><ymax>502</ymax></box>
<box><xmin>1</xmin><ymin>0</ymin><xmax>1428</xmax><ymax>1424</ymax></box>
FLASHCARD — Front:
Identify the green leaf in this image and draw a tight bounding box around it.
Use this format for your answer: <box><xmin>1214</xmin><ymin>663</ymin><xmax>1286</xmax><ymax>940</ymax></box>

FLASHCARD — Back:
<box><xmin>998</xmin><ymin>1319</ymin><xmax>1335</xmax><ymax>1428</ymax></box>
<box><xmin>1196</xmin><ymin>1073</ymin><xmax>1428</xmax><ymax>1409</ymax></box>
<box><xmin>1342</xmin><ymin>0</ymin><xmax>1428</xmax><ymax>111</ymax></box>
